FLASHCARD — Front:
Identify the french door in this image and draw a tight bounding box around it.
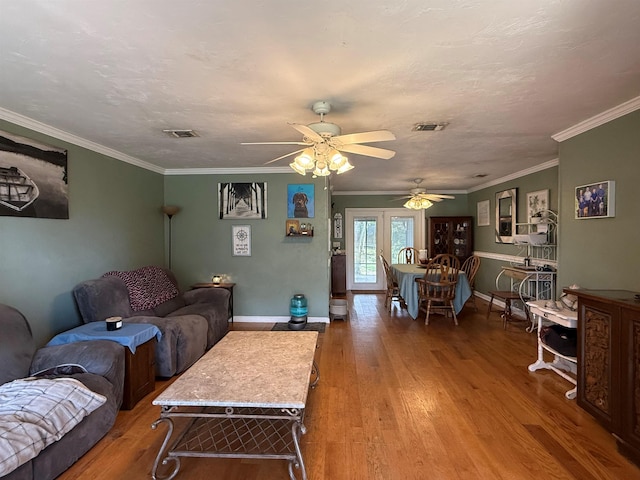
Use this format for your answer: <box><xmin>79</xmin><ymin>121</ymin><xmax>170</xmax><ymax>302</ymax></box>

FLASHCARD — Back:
<box><xmin>345</xmin><ymin>208</ymin><xmax>424</xmax><ymax>291</ymax></box>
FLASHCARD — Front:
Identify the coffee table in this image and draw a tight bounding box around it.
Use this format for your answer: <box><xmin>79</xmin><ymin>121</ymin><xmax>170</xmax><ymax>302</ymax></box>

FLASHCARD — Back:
<box><xmin>151</xmin><ymin>331</ymin><xmax>320</xmax><ymax>480</ymax></box>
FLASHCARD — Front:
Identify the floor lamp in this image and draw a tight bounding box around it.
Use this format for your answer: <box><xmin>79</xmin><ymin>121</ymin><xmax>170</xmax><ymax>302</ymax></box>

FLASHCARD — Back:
<box><xmin>162</xmin><ymin>205</ymin><xmax>180</xmax><ymax>269</ymax></box>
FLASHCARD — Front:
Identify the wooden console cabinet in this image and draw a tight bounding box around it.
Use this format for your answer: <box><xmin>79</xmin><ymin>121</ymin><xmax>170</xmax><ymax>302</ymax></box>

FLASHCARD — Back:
<box><xmin>331</xmin><ymin>254</ymin><xmax>347</xmax><ymax>296</ymax></box>
<box><xmin>565</xmin><ymin>288</ymin><xmax>640</xmax><ymax>465</ymax></box>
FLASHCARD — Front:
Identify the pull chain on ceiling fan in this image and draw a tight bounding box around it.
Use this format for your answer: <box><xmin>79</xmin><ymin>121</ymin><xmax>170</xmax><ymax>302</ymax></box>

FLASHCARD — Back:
<box><xmin>241</xmin><ymin>101</ymin><xmax>396</xmax><ymax>177</ymax></box>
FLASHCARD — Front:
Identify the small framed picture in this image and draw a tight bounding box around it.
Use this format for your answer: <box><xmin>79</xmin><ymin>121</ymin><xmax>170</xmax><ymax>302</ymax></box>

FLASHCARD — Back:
<box><xmin>286</xmin><ymin>219</ymin><xmax>300</xmax><ymax>235</ymax></box>
<box><xmin>575</xmin><ymin>181</ymin><xmax>615</xmax><ymax>219</ymax></box>
<box><xmin>526</xmin><ymin>189</ymin><xmax>549</xmax><ymax>220</ymax></box>
<box><xmin>232</xmin><ymin>225</ymin><xmax>251</xmax><ymax>256</ymax></box>
<box><xmin>477</xmin><ymin>200</ymin><xmax>490</xmax><ymax>226</ymax></box>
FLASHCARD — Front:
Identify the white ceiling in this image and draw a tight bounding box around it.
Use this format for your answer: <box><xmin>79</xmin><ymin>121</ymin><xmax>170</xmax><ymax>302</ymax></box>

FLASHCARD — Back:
<box><xmin>1</xmin><ymin>1</ymin><xmax>639</xmax><ymax>194</ymax></box>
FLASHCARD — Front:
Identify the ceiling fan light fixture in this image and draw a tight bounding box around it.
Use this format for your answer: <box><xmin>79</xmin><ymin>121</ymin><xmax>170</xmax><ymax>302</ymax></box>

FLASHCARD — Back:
<box><xmin>403</xmin><ymin>197</ymin><xmax>433</xmax><ymax>210</ymax></box>
<box><xmin>313</xmin><ymin>163</ymin><xmax>330</xmax><ymax>177</ymax></box>
<box><xmin>289</xmin><ymin>162</ymin><xmax>307</xmax><ymax>175</ymax></box>
<box><xmin>294</xmin><ymin>150</ymin><xmax>315</xmax><ymax>169</ymax></box>
<box><xmin>328</xmin><ymin>151</ymin><xmax>346</xmax><ymax>170</ymax></box>
<box><xmin>336</xmin><ymin>159</ymin><xmax>354</xmax><ymax>175</ymax></box>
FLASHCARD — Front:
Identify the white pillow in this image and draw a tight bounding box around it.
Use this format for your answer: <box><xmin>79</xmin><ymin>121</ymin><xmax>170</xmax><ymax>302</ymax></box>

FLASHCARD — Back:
<box><xmin>0</xmin><ymin>377</ymin><xmax>106</xmax><ymax>476</ymax></box>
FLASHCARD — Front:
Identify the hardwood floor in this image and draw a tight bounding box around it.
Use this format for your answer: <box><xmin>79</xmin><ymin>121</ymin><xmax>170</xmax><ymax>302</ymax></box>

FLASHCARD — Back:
<box><xmin>59</xmin><ymin>294</ymin><xmax>640</xmax><ymax>480</ymax></box>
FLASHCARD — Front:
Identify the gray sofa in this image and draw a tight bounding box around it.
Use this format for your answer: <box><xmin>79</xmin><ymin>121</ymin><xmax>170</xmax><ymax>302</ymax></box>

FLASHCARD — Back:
<box><xmin>73</xmin><ymin>266</ymin><xmax>230</xmax><ymax>377</ymax></box>
<box><xmin>0</xmin><ymin>303</ymin><xmax>125</xmax><ymax>480</ymax></box>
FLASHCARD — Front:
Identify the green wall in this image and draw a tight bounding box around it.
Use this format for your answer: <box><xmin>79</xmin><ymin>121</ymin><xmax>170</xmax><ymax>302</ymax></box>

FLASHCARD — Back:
<box><xmin>0</xmin><ymin>121</ymin><xmax>165</xmax><ymax>347</ymax></box>
<box><xmin>467</xmin><ymin>166</ymin><xmax>559</xmax><ymax>297</ymax></box>
<box><xmin>557</xmin><ymin>109</ymin><xmax>640</xmax><ymax>291</ymax></box>
<box><xmin>165</xmin><ymin>174</ymin><xmax>330</xmax><ymax>318</ymax></box>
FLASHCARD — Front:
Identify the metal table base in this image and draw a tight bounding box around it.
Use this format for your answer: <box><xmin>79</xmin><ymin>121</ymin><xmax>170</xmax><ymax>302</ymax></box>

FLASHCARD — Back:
<box><xmin>152</xmin><ymin>361</ymin><xmax>319</xmax><ymax>480</ymax></box>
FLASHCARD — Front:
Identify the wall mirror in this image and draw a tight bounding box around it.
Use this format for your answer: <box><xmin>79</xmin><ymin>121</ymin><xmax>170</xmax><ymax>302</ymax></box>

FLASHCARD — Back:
<box><xmin>495</xmin><ymin>188</ymin><xmax>517</xmax><ymax>243</ymax></box>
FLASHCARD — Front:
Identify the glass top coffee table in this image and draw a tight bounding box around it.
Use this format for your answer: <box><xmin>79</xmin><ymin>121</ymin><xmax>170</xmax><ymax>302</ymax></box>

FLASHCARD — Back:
<box><xmin>151</xmin><ymin>331</ymin><xmax>320</xmax><ymax>480</ymax></box>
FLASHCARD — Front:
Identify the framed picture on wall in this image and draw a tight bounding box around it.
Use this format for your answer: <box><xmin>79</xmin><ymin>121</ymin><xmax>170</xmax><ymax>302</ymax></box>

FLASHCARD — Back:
<box><xmin>526</xmin><ymin>189</ymin><xmax>549</xmax><ymax>220</ymax></box>
<box><xmin>0</xmin><ymin>129</ymin><xmax>69</xmax><ymax>219</ymax></box>
<box><xmin>287</xmin><ymin>184</ymin><xmax>314</xmax><ymax>218</ymax></box>
<box><xmin>575</xmin><ymin>180</ymin><xmax>615</xmax><ymax>219</ymax></box>
<box><xmin>477</xmin><ymin>200</ymin><xmax>490</xmax><ymax>226</ymax></box>
<box><xmin>286</xmin><ymin>219</ymin><xmax>300</xmax><ymax>235</ymax></box>
<box><xmin>218</xmin><ymin>182</ymin><xmax>267</xmax><ymax>219</ymax></box>
<box><xmin>232</xmin><ymin>225</ymin><xmax>251</xmax><ymax>256</ymax></box>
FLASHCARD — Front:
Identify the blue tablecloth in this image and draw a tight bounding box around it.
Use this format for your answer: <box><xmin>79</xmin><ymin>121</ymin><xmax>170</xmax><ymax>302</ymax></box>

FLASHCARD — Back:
<box><xmin>391</xmin><ymin>263</ymin><xmax>472</xmax><ymax>319</ymax></box>
<box><xmin>47</xmin><ymin>322</ymin><xmax>162</xmax><ymax>354</ymax></box>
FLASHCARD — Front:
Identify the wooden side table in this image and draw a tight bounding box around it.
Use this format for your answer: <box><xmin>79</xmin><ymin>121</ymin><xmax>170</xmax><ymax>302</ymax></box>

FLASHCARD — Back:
<box><xmin>191</xmin><ymin>283</ymin><xmax>236</xmax><ymax>322</ymax></box>
<box><xmin>47</xmin><ymin>322</ymin><xmax>161</xmax><ymax>410</ymax></box>
<box><xmin>122</xmin><ymin>337</ymin><xmax>156</xmax><ymax>410</ymax></box>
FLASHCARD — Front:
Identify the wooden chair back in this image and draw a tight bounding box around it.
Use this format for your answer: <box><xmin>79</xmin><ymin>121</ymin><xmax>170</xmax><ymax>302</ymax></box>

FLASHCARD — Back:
<box><xmin>423</xmin><ymin>254</ymin><xmax>461</xmax><ymax>299</ymax></box>
<box><xmin>379</xmin><ymin>254</ymin><xmax>403</xmax><ymax>312</ymax></box>
<box><xmin>397</xmin><ymin>247</ymin><xmax>419</xmax><ymax>264</ymax></box>
<box><xmin>461</xmin><ymin>255</ymin><xmax>481</xmax><ymax>289</ymax></box>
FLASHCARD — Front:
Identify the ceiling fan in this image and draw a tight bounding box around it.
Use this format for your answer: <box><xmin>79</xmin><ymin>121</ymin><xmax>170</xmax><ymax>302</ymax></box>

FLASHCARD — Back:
<box><xmin>241</xmin><ymin>101</ymin><xmax>396</xmax><ymax>176</ymax></box>
<box><xmin>395</xmin><ymin>178</ymin><xmax>455</xmax><ymax>209</ymax></box>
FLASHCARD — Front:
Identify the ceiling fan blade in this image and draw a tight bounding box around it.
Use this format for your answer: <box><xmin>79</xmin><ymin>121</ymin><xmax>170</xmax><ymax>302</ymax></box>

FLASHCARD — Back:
<box><xmin>426</xmin><ymin>194</ymin><xmax>456</xmax><ymax>200</ymax></box>
<box><xmin>263</xmin><ymin>148</ymin><xmax>306</xmax><ymax>165</ymax></box>
<box><xmin>333</xmin><ymin>130</ymin><xmax>396</xmax><ymax>145</ymax></box>
<box><xmin>338</xmin><ymin>144</ymin><xmax>396</xmax><ymax>159</ymax></box>
<box><xmin>289</xmin><ymin>123</ymin><xmax>324</xmax><ymax>143</ymax></box>
<box><xmin>242</xmin><ymin>141</ymin><xmax>310</xmax><ymax>146</ymax></box>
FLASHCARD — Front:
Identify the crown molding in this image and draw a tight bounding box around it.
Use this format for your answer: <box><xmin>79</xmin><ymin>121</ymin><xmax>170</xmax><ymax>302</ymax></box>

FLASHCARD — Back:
<box><xmin>0</xmin><ymin>107</ymin><xmax>165</xmax><ymax>174</ymax></box>
<box><xmin>332</xmin><ymin>189</ymin><xmax>465</xmax><ymax>196</ymax></box>
<box><xmin>163</xmin><ymin>166</ymin><xmax>292</xmax><ymax>175</ymax></box>
<box><xmin>552</xmin><ymin>95</ymin><xmax>640</xmax><ymax>142</ymax></box>
<box><xmin>467</xmin><ymin>158</ymin><xmax>559</xmax><ymax>193</ymax></box>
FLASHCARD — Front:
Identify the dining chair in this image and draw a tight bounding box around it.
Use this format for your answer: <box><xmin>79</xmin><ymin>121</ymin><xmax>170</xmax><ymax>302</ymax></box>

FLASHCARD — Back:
<box><xmin>415</xmin><ymin>253</ymin><xmax>461</xmax><ymax>325</ymax></box>
<box><xmin>397</xmin><ymin>247</ymin><xmax>419</xmax><ymax>264</ymax></box>
<box><xmin>380</xmin><ymin>255</ymin><xmax>403</xmax><ymax>312</ymax></box>
<box><xmin>461</xmin><ymin>255</ymin><xmax>481</xmax><ymax>311</ymax></box>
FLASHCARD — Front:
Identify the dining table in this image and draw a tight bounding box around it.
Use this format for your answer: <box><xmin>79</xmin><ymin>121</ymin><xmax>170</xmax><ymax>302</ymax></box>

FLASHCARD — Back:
<box><xmin>391</xmin><ymin>263</ymin><xmax>472</xmax><ymax>319</ymax></box>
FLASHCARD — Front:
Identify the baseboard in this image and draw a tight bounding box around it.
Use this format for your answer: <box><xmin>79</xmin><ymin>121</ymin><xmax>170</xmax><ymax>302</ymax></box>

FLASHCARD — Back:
<box><xmin>233</xmin><ymin>315</ymin><xmax>330</xmax><ymax>324</ymax></box>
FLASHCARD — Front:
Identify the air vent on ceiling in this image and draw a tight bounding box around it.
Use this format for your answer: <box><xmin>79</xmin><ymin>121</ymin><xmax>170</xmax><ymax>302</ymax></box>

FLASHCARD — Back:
<box><xmin>412</xmin><ymin>122</ymin><xmax>448</xmax><ymax>132</ymax></box>
<box><xmin>473</xmin><ymin>173</ymin><xmax>488</xmax><ymax>178</ymax></box>
<box><xmin>163</xmin><ymin>129</ymin><xmax>199</xmax><ymax>138</ymax></box>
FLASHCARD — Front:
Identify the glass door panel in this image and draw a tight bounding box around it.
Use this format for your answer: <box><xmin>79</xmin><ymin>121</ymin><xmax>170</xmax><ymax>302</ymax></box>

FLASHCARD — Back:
<box><xmin>353</xmin><ymin>217</ymin><xmax>378</xmax><ymax>284</ymax></box>
<box><xmin>345</xmin><ymin>208</ymin><xmax>424</xmax><ymax>291</ymax></box>
<box><xmin>390</xmin><ymin>216</ymin><xmax>415</xmax><ymax>263</ymax></box>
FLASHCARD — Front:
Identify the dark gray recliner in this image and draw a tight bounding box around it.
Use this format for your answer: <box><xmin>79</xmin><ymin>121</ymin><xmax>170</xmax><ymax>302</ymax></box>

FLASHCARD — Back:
<box><xmin>73</xmin><ymin>266</ymin><xmax>230</xmax><ymax>377</ymax></box>
<box><xmin>0</xmin><ymin>303</ymin><xmax>125</xmax><ymax>480</ymax></box>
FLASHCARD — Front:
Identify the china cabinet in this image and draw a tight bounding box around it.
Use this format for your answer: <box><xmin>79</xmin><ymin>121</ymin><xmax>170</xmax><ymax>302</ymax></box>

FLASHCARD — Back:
<box><xmin>428</xmin><ymin>216</ymin><xmax>473</xmax><ymax>262</ymax></box>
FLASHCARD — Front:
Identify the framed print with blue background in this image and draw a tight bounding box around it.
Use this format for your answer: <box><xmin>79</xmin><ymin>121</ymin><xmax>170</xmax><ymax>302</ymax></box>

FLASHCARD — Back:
<box><xmin>287</xmin><ymin>184</ymin><xmax>314</xmax><ymax>218</ymax></box>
